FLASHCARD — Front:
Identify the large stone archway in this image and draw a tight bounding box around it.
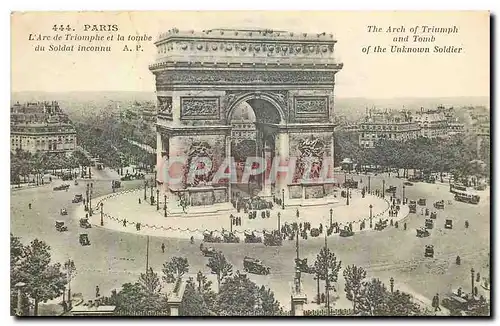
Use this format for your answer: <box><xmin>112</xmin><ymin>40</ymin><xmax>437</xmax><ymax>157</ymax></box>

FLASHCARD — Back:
<box><xmin>150</xmin><ymin>28</ymin><xmax>343</xmax><ymax>206</ymax></box>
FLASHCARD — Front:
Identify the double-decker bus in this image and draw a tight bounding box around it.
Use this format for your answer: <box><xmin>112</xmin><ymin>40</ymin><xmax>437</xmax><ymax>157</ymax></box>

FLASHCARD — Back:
<box><xmin>450</xmin><ymin>183</ymin><xmax>467</xmax><ymax>194</ymax></box>
<box><xmin>454</xmin><ymin>190</ymin><xmax>480</xmax><ymax>204</ymax></box>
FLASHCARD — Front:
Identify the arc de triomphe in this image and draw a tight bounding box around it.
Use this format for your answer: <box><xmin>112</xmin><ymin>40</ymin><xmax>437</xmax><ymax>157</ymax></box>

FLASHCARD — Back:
<box><xmin>149</xmin><ymin>28</ymin><xmax>343</xmax><ymax>206</ymax></box>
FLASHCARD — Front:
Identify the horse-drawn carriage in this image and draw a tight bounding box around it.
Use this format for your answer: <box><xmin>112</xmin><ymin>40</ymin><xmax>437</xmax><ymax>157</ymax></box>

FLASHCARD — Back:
<box><xmin>203</xmin><ymin>231</ymin><xmax>222</xmax><ymax>243</ymax></box>
<box><xmin>244</xmin><ymin>231</ymin><xmax>262</xmax><ymax>243</ymax></box>
<box><xmin>416</xmin><ymin>227</ymin><xmax>430</xmax><ymax>238</ymax></box>
<box><xmin>243</xmin><ymin>256</ymin><xmax>270</xmax><ymax>275</ymax></box>
<box><xmin>263</xmin><ymin>230</ymin><xmax>282</xmax><ymax>246</ymax></box>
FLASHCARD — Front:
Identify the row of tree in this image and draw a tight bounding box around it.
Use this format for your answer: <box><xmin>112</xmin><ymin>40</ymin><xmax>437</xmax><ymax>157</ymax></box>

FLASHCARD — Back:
<box><xmin>10</xmin><ymin>149</ymin><xmax>92</xmax><ymax>185</ymax></box>
<box><xmin>335</xmin><ymin>132</ymin><xmax>490</xmax><ymax>182</ymax></box>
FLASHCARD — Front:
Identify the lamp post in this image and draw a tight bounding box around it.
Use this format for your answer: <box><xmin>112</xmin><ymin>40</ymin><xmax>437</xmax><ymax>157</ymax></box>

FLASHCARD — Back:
<box><xmin>346</xmin><ymin>187</ymin><xmax>350</xmax><ymax>206</ymax></box>
<box><xmin>156</xmin><ymin>189</ymin><xmax>160</xmax><ymax>211</ymax></box>
<box><xmin>382</xmin><ymin>179</ymin><xmax>385</xmax><ymax>198</ymax></box>
<box><xmin>281</xmin><ymin>188</ymin><xmax>285</xmax><ymax>210</ymax></box>
<box><xmin>64</xmin><ymin>259</ymin><xmax>75</xmax><ymax>310</ymax></box>
<box><xmin>230</xmin><ymin>215</ymin><xmax>233</xmax><ymax>233</ymax></box>
<box><xmin>154</xmin><ymin>170</ymin><xmax>157</xmax><ymax>187</ymax></box>
<box><xmin>164</xmin><ymin>194</ymin><xmax>167</xmax><ymax>217</ymax></box>
<box><xmin>85</xmin><ymin>183</ymin><xmax>90</xmax><ymax>211</ymax></box>
<box><xmin>329</xmin><ymin>208</ymin><xmax>333</xmax><ymax>228</ymax></box>
<box><xmin>150</xmin><ymin>180</ymin><xmax>154</xmax><ymax>206</ymax></box>
<box><xmin>15</xmin><ymin>282</ymin><xmax>26</xmax><ymax>316</ymax></box>
<box><xmin>277</xmin><ymin>212</ymin><xmax>281</xmax><ymax>235</ymax></box>
<box><xmin>368</xmin><ymin>175</ymin><xmax>371</xmax><ymax>193</ymax></box>
<box><xmin>390</xmin><ymin>277</ymin><xmax>394</xmax><ymax>293</ymax></box>
<box><xmin>402</xmin><ymin>185</ymin><xmax>406</xmax><ymax>204</ymax></box>
<box><xmin>100</xmin><ymin>202</ymin><xmax>104</xmax><ymax>226</ymax></box>
<box><xmin>89</xmin><ymin>183</ymin><xmax>93</xmax><ymax>216</ymax></box>
<box><xmin>471</xmin><ymin>268</ymin><xmax>475</xmax><ymax>296</ymax></box>
<box><xmin>369</xmin><ymin>204</ymin><xmax>373</xmax><ymax>228</ymax></box>
<box><xmin>144</xmin><ymin>180</ymin><xmax>147</xmax><ymax>200</ymax></box>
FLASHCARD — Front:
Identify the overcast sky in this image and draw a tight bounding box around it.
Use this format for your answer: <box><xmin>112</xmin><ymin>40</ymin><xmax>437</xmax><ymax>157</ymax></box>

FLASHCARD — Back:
<box><xmin>11</xmin><ymin>11</ymin><xmax>489</xmax><ymax>98</ymax></box>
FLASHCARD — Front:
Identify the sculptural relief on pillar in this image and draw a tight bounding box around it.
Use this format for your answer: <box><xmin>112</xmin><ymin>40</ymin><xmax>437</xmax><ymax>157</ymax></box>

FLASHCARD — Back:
<box><xmin>293</xmin><ymin>135</ymin><xmax>325</xmax><ymax>183</ymax></box>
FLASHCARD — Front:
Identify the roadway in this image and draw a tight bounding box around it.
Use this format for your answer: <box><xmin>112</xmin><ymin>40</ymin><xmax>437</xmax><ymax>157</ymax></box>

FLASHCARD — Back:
<box><xmin>10</xmin><ymin>171</ymin><xmax>490</xmax><ymax>313</ymax></box>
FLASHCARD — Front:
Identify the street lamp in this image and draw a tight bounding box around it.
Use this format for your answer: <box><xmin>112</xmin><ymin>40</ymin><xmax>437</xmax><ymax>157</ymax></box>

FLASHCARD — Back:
<box><xmin>346</xmin><ymin>187</ymin><xmax>350</xmax><ymax>206</ymax></box>
<box><xmin>144</xmin><ymin>180</ymin><xmax>147</xmax><ymax>200</ymax></box>
<box><xmin>277</xmin><ymin>212</ymin><xmax>281</xmax><ymax>235</ymax></box>
<box><xmin>14</xmin><ymin>282</ymin><xmax>26</xmax><ymax>316</ymax></box>
<box><xmin>155</xmin><ymin>170</ymin><xmax>157</xmax><ymax>187</ymax></box>
<box><xmin>164</xmin><ymin>194</ymin><xmax>167</xmax><ymax>217</ymax></box>
<box><xmin>281</xmin><ymin>189</ymin><xmax>285</xmax><ymax>210</ymax></box>
<box><xmin>390</xmin><ymin>277</ymin><xmax>394</xmax><ymax>293</ymax></box>
<box><xmin>64</xmin><ymin>259</ymin><xmax>75</xmax><ymax>310</ymax></box>
<box><xmin>402</xmin><ymin>185</ymin><xmax>406</xmax><ymax>204</ymax></box>
<box><xmin>329</xmin><ymin>208</ymin><xmax>333</xmax><ymax>228</ymax></box>
<box><xmin>368</xmin><ymin>175</ymin><xmax>371</xmax><ymax>193</ymax></box>
<box><xmin>156</xmin><ymin>189</ymin><xmax>160</xmax><ymax>211</ymax></box>
<box><xmin>382</xmin><ymin>180</ymin><xmax>385</xmax><ymax>198</ymax></box>
<box><xmin>471</xmin><ymin>268</ymin><xmax>475</xmax><ymax>296</ymax></box>
<box><xmin>100</xmin><ymin>202</ymin><xmax>104</xmax><ymax>226</ymax></box>
<box><xmin>369</xmin><ymin>204</ymin><xmax>373</xmax><ymax>228</ymax></box>
<box><xmin>150</xmin><ymin>180</ymin><xmax>154</xmax><ymax>206</ymax></box>
<box><xmin>89</xmin><ymin>184</ymin><xmax>93</xmax><ymax>216</ymax></box>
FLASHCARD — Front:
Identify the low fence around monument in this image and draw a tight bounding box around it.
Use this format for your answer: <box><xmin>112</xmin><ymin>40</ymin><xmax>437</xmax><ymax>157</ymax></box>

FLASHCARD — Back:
<box><xmin>92</xmin><ymin>187</ymin><xmax>407</xmax><ymax>239</ymax></box>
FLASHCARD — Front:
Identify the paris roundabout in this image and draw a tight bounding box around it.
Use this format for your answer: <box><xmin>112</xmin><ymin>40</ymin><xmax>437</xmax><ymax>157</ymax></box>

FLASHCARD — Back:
<box><xmin>78</xmin><ymin>185</ymin><xmax>406</xmax><ymax>241</ymax></box>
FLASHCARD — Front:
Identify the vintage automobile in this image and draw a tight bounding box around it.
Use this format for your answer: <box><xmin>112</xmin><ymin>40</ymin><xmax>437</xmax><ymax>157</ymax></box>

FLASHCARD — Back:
<box><xmin>54</xmin><ymin>184</ymin><xmax>70</xmax><ymax>191</ymax></box>
<box><xmin>243</xmin><ymin>256</ymin><xmax>270</xmax><ymax>275</ymax></box>
<box><xmin>203</xmin><ymin>231</ymin><xmax>222</xmax><ymax>243</ymax></box>
<box><xmin>72</xmin><ymin>194</ymin><xmax>83</xmax><ymax>203</ymax></box>
<box><xmin>434</xmin><ymin>200</ymin><xmax>445</xmax><ymax>210</ymax></box>
<box><xmin>430</xmin><ymin>212</ymin><xmax>437</xmax><ymax>219</ymax></box>
<box><xmin>424</xmin><ymin>245</ymin><xmax>434</xmax><ymax>258</ymax></box>
<box><xmin>339</xmin><ymin>226</ymin><xmax>355</xmax><ymax>237</ymax></box>
<box><xmin>222</xmin><ymin>231</ymin><xmax>240</xmax><ymax>243</ymax></box>
<box><xmin>112</xmin><ymin>180</ymin><xmax>122</xmax><ymax>189</ymax></box>
<box><xmin>409</xmin><ymin>201</ymin><xmax>417</xmax><ymax>214</ymax></box>
<box><xmin>374</xmin><ymin>220</ymin><xmax>388</xmax><ymax>231</ymax></box>
<box><xmin>403</xmin><ymin>181</ymin><xmax>414</xmax><ymax>186</ymax></box>
<box><xmin>199</xmin><ymin>244</ymin><xmax>217</xmax><ymax>257</ymax></box>
<box><xmin>425</xmin><ymin>219</ymin><xmax>434</xmax><ymax>229</ymax></box>
<box><xmin>310</xmin><ymin>228</ymin><xmax>320</xmax><ymax>237</ymax></box>
<box><xmin>445</xmin><ymin>219</ymin><xmax>453</xmax><ymax>229</ymax></box>
<box><xmin>441</xmin><ymin>293</ymin><xmax>470</xmax><ymax>313</ymax></box>
<box><xmin>244</xmin><ymin>231</ymin><xmax>262</xmax><ymax>243</ymax></box>
<box><xmin>416</xmin><ymin>227</ymin><xmax>430</xmax><ymax>238</ymax></box>
<box><xmin>418</xmin><ymin>198</ymin><xmax>427</xmax><ymax>206</ymax></box>
<box><xmin>79</xmin><ymin>233</ymin><xmax>91</xmax><ymax>246</ymax></box>
<box><xmin>55</xmin><ymin>220</ymin><xmax>68</xmax><ymax>232</ymax></box>
<box><xmin>79</xmin><ymin>218</ymin><xmax>92</xmax><ymax>229</ymax></box>
<box><xmin>263</xmin><ymin>231</ymin><xmax>283</xmax><ymax>246</ymax></box>
<box><xmin>60</xmin><ymin>208</ymin><xmax>68</xmax><ymax>216</ymax></box>
<box><xmin>386</xmin><ymin>186</ymin><xmax>397</xmax><ymax>193</ymax></box>
<box><xmin>295</xmin><ymin>258</ymin><xmax>313</xmax><ymax>274</ymax></box>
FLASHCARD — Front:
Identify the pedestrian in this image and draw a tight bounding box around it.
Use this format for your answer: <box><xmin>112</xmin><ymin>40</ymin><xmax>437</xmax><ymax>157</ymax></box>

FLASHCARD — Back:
<box><xmin>432</xmin><ymin>293</ymin><xmax>441</xmax><ymax>312</ymax></box>
<box><xmin>139</xmin><ymin>198</ymin><xmax>141</xmax><ymax>204</ymax></box>
<box><xmin>161</xmin><ymin>242</ymin><xmax>165</xmax><ymax>253</ymax></box>
<box><xmin>404</xmin><ymin>222</ymin><xmax>407</xmax><ymax>230</ymax></box>
<box><xmin>465</xmin><ymin>220</ymin><xmax>469</xmax><ymax>228</ymax></box>
<box><xmin>28</xmin><ymin>203</ymin><xmax>32</xmax><ymax>209</ymax></box>
<box><xmin>95</xmin><ymin>285</ymin><xmax>100</xmax><ymax>298</ymax></box>
<box><xmin>123</xmin><ymin>219</ymin><xmax>127</xmax><ymax>227</ymax></box>
<box><xmin>456</xmin><ymin>255</ymin><xmax>461</xmax><ymax>265</ymax></box>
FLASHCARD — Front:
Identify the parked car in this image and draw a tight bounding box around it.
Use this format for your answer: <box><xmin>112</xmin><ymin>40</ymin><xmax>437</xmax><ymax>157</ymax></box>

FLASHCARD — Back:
<box><xmin>244</xmin><ymin>231</ymin><xmax>262</xmax><ymax>243</ymax></box>
<box><xmin>203</xmin><ymin>231</ymin><xmax>222</xmax><ymax>243</ymax></box>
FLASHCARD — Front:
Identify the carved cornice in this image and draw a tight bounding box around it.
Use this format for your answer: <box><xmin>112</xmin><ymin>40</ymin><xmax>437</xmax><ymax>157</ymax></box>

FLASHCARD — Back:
<box><xmin>156</xmin><ymin>124</ymin><xmax>232</xmax><ymax>136</ymax></box>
